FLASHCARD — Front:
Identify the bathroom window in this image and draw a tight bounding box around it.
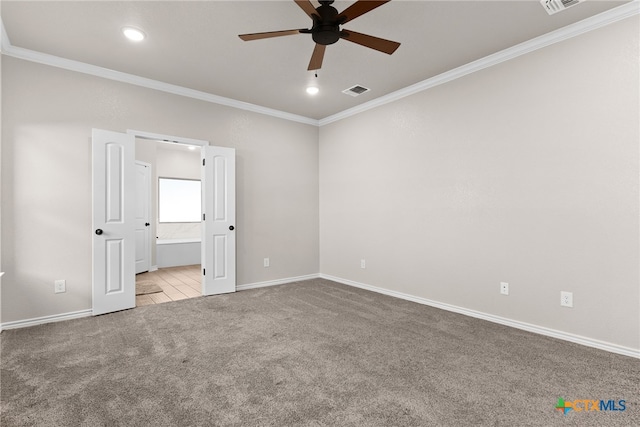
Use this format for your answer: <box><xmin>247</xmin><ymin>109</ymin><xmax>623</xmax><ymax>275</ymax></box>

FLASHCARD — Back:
<box><xmin>158</xmin><ymin>178</ymin><xmax>201</xmax><ymax>223</ymax></box>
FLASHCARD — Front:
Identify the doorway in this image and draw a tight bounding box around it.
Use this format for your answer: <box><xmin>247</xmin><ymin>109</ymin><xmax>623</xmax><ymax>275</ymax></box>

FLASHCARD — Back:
<box><xmin>134</xmin><ymin>137</ymin><xmax>203</xmax><ymax>306</ymax></box>
<box><xmin>92</xmin><ymin>128</ymin><xmax>236</xmax><ymax>316</ymax></box>
<box><xmin>135</xmin><ymin>265</ymin><xmax>201</xmax><ymax>306</ymax></box>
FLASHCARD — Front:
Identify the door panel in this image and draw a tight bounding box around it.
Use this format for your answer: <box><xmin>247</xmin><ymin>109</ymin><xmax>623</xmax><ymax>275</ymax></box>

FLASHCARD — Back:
<box><xmin>105</xmin><ymin>239</ymin><xmax>124</xmax><ymax>293</ymax></box>
<box><xmin>213</xmin><ymin>235</ymin><xmax>227</xmax><ymax>279</ymax></box>
<box><xmin>135</xmin><ymin>162</ymin><xmax>151</xmax><ymax>274</ymax></box>
<box><xmin>202</xmin><ymin>146</ymin><xmax>236</xmax><ymax>295</ymax></box>
<box><xmin>135</xmin><ymin>230</ymin><xmax>147</xmax><ymax>270</ymax></box>
<box><xmin>92</xmin><ymin>129</ymin><xmax>136</xmax><ymax>315</ymax></box>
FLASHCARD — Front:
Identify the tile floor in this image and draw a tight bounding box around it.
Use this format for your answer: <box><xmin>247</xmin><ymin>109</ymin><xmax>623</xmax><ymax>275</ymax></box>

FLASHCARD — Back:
<box><xmin>135</xmin><ymin>264</ymin><xmax>202</xmax><ymax>306</ymax></box>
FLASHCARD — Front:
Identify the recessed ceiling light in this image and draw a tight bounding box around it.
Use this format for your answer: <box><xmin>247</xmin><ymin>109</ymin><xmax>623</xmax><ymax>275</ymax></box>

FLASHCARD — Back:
<box><xmin>306</xmin><ymin>86</ymin><xmax>319</xmax><ymax>95</ymax></box>
<box><xmin>122</xmin><ymin>27</ymin><xmax>146</xmax><ymax>42</ymax></box>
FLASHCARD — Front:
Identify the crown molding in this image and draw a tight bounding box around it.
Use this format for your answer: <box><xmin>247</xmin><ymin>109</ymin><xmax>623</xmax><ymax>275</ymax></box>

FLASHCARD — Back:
<box><xmin>0</xmin><ymin>15</ymin><xmax>11</xmax><ymax>52</ymax></box>
<box><xmin>319</xmin><ymin>0</ymin><xmax>640</xmax><ymax>126</ymax></box>
<box><xmin>1</xmin><ymin>1</ymin><xmax>638</xmax><ymax>128</ymax></box>
<box><xmin>0</xmin><ymin>24</ymin><xmax>319</xmax><ymax>127</ymax></box>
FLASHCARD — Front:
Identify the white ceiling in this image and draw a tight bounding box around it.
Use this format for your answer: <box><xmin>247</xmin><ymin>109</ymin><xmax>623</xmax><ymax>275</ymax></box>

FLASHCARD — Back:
<box><xmin>0</xmin><ymin>1</ymin><xmax>630</xmax><ymax>120</ymax></box>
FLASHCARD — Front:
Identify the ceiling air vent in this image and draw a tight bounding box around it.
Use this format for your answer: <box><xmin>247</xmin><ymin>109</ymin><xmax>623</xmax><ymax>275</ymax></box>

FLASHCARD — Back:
<box><xmin>342</xmin><ymin>85</ymin><xmax>370</xmax><ymax>97</ymax></box>
<box><xmin>540</xmin><ymin>0</ymin><xmax>584</xmax><ymax>15</ymax></box>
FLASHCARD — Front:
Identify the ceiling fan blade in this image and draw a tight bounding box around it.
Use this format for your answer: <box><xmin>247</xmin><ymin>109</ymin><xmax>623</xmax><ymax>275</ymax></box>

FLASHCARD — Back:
<box><xmin>337</xmin><ymin>0</ymin><xmax>390</xmax><ymax>24</ymax></box>
<box><xmin>340</xmin><ymin>29</ymin><xmax>400</xmax><ymax>55</ymax></box>
<box><xmin>239</xmin><ymin>29</ymin><xmax>305</xmax><ymax>41</ymax></box>
<box><xmin>295</xmin><ymin>0</ymin><xmax>318</xmax><ymax>19</ymax></box>
<box><xmin>308</xmin><ymin>44</ymin><xmax>326</xmax><ymax>71</ymax></box>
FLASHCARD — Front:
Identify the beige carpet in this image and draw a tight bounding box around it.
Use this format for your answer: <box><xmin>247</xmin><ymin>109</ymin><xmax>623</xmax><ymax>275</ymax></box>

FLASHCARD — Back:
<box><xmin>1</xmin><ymin>278</ymin><xmax>638</xmax><ymax>426</ymax></box>
<box><xmin>135</xmin><ymin>280</ymin><xmax>163</xmax><ymax>296</ymax></box>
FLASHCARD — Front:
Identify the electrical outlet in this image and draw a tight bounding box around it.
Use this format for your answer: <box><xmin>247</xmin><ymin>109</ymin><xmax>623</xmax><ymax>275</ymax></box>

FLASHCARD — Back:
<box><xmin>500</xmin><ymin>282</ymin><xmax>509</xmax><ymax>295</ymax></box>
<box><xmin>360</xmin><ymin>259</ymin><xmax>366</xmax><ymax>269</ymax></box>
<box><xmin>263</xmin><ymin>258</ymin><xmax>270</xmax><ymax>268</ymax></box>
<box><xmin>54</xmin><ymin>280</ymin><xmax>66</xmax><ymax>293</ymax></box>
<box><xmin>560</xmin><ymin>291</ymin><xmax>573</xmax><ymax>307</ymax></box>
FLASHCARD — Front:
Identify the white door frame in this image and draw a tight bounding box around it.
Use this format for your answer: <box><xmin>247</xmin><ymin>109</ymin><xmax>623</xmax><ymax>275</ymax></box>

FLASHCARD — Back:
<box><xmin>135</xmin><ymin>160</ymin><xmax>152</xmax><ymax>274</ymax></box>
<box><xmin>127</xmin><ymin>129</ymin><xmax>209</xmax><ymax>149</ymax></box>
<box><xmin>126</xmin><ymin>130</ymin><xmax>211</xmax><ymax>296</ymax></box>
<box><xmin>94</xmin><ymin>129</ymin><xmax>236</xmax><ymax>314</ymax></box>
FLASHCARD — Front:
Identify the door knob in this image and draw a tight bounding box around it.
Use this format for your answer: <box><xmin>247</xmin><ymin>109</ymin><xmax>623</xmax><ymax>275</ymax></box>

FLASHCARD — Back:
<box><xmin>145</xmin><ymin>223</ymin><xmax>150</xmax><ymax>227</ymax></box>
<box><xmin>229</xmin><ymin>225</ymin><xmax>235</xmax><ymax>231</ymax></box>
<box><xmin>95</xmin><ymin>229</ymin><xmax>103</xmax><ymax>235</ymax></box>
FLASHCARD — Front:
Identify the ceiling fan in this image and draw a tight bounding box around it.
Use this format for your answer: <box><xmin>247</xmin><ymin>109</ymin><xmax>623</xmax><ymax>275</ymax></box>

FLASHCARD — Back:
<box><xmin>238</xmin><ymin>0</ymin><xmax>400</xmax><ymax>71</ymax></box>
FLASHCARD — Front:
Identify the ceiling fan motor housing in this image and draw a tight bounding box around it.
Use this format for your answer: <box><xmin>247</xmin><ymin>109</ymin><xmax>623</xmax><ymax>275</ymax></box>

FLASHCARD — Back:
<box><xmin>238</xmin><ymin>0</ymin><xmax>401</xmax><ymax>71</ymax></box>
<box><xmin>312</xmin><ymin>2</ymin><xmax>341</xmax><ymax>45</ymax></box>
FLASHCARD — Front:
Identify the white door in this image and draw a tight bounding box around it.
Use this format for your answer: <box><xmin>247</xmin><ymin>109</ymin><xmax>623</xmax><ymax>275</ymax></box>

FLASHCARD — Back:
<box><xmin>92</xmin><ymin>129</ymin><xmax>136</xmax><ymax>315</ymax></box>
<box><xmin>202</xmin><ymin>146</ymin><xmax>236</xmax><ymax>295</ymax></box>
<box><xmin>135</xmin><ymin>161</ymin><xmax>151</xmax><ymax>274</ymax></box>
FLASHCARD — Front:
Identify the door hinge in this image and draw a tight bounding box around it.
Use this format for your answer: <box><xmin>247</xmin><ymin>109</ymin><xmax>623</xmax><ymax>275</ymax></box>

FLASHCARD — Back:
<box><xmin>202</xmin><ymin>213</ymin><xmax>205</xmax><ymax>221</ymax></box>
<box><xmin>202</xmin><ymin>159</ymin><xmax>205</xmax><ymax>166</ymax></box>
<box><xmin>203</xmin><ymin>268</ymin><xmax>206</xmax><ymax>276</ymax></box>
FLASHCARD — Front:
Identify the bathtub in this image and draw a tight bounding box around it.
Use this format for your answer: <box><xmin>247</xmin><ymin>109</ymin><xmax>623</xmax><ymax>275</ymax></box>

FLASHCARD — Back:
<box><xmin>156</xmin><ymin>238</ymin><xmax>201</xmax><ymax>268</ymax></box>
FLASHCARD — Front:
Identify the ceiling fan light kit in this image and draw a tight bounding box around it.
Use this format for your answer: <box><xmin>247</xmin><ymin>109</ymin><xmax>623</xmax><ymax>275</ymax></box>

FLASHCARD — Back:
<box><xmin>238</xmin><ymin>0</ymin><xmax>400</xmax><ymax>71</ymax></box>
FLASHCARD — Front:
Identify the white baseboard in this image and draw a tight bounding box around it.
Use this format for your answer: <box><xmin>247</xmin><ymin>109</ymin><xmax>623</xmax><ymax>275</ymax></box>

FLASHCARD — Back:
<box><xmin>320</xmin><ymin>274</ymin><xmax>640</xmax><ymax>360</ymax></box>
<box><xmin>0</xmin><ymin>274</ymin><xmax>321</xmax><ymax>331</ymax></box>
<box><xmin>1</xmin><ymin>309</ymin><xmax>93</xmax><ymax>332</ymax></box>
<box><xmin>149</xmin><ymin>265</ymin><xmax>158</xmax><ymax>272</ymax></box>
<box><xmin>5</xmin><ymin>275</ymin><xmax>635</xmax><ymax>359</ymax></box>
<box><xmin>237</xmin><ymin>273</ymin><xmax>320</xmax><ymax>291</ymax></box>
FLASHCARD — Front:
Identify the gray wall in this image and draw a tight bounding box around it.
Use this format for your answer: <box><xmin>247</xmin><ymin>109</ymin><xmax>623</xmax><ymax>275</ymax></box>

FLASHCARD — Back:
<box><xmin>1</xmin><ymin>57</ymin><xmax>319</xmax><ymax>322</ymax></box>
<box><xmin>319</xmin><ymin>17</ymin><xmax>639</xmax><ymax>350</ymax></box>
